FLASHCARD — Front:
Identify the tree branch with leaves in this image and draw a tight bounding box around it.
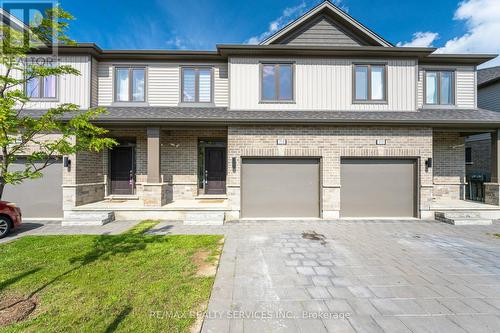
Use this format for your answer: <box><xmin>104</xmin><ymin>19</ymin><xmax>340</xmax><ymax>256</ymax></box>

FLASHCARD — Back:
<box><xmin>0</xmin><ymin>6</ymin><xmax>116</xmax><ymax>199</ymax></box>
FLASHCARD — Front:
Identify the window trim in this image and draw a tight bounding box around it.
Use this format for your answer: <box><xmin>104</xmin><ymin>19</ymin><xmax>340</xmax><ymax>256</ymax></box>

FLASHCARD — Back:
<box><xmin>113</xmin><ymin>66</ymin><xmax>147</xmax><ymax>103</ymax></box>
<box><xmin>180</xmin><ymin>66</ymin><xmax>214</xmax><ymax>104</ymax></box>
<box><xmin>25</xmin><ymin>75</ymin><xmax>58</xmax><ymax>101</ymax></box>
<box><xmin>259</xmin><ymin>62</ymin><xmax>295</xmax><ymax>103</ymax></box>
<box><xmin>423</xmin><ymin>69</ymin><xmax>456</xmax><ymax>106</ymax></box>
<box><xmin>352</xmin><ymin>63</ymin><xmax>388</xmax><ymax>104</ymax></box>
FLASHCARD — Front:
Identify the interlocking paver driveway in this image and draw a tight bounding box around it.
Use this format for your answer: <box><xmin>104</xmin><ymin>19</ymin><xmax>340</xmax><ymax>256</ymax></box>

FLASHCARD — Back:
<box><xmin>152</xmin><ymin>219</ymin><xmax>500</xmax><ymax>333</ymax></box>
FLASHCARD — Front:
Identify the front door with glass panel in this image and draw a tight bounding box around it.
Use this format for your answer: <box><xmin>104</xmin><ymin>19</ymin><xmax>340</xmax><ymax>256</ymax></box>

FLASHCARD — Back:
<box><xmin>110</xmin><ymin>140</ymin><xmax>136</xmax><ymax>195</ymax></box>
<box><xmin>198</xmin><ymin>140</ymin><xmax>227</xmax><ymax>195</ymax></box>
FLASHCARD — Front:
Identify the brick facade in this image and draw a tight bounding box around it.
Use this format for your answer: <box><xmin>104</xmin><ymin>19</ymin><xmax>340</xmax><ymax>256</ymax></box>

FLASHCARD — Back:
<box><xmin>227</xmin><ymin>125</ymin><xmax>434</xmax><ymax>219</ymax></box>
<box><xmin>63</xmin><ymin>127</ymin><xmax>227</xmax><ymax>210</ymax></box>
<box><xmin>62</xmin><ymin>125</ymin><xmax>488</xmax><ymax>219</ymax></box>
<box><xmin>160</xmin><ymin>128</ymin><xmax>226</xmax><ymax>201</ymax></box>
<box><xmin>432</xmin><ymin>131</ymin><xmax>466</xmax><ymax>201</ymax></box>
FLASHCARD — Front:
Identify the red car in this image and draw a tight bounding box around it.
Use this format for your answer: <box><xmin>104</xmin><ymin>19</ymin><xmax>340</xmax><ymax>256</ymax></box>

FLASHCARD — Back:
<box><xmin>0</xmin><ymin>201</ymin><xmax>22</xmax><ymax>239</ymax></box>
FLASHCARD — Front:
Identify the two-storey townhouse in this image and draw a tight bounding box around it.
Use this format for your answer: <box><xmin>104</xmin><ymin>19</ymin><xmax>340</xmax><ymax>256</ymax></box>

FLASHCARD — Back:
<box><xmin>7</xmin><ymin>1</ymin><xmax>500</xmax><ymax>225</ymax></box>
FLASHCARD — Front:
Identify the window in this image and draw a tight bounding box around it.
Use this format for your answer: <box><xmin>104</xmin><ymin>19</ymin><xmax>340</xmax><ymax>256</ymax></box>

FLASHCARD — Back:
<box><xmin>115</xmin><ymin>67</ymin><xmax>145</xmax><ymax>102</ymax></box>
<box><xmin>465</xmin><ymin>147</ymin><xmax>473</xmax><ymax>165</ymax></box>
<box><xmin>261</xmin><ymin>63</ymin><xmax>293</xmax><ymax>102</ymax></box>
<box><xmin>26</xmin><ymin>75</ymin><xmax>57</xmax><ymax>99</ymax></box>
<box><xmin>181</xmin><ymin>67</ymin><xmax>212</xmax><ymax>103</ymax></box>
<box><xmin>425</xmin><ymin>70</ymin><xmax>454</xmax><ymax>105</ymax></box>
<box><xmin>353</xmin><ymin>64</ymin><xmax>386</xmax><ymax>102</ymax></box>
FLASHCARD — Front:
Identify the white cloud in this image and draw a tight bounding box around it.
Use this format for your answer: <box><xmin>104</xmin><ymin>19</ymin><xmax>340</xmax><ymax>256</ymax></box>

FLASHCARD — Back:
<box><xmin>245</xmin><ymin>0</ymin><xmax>345</xmax><ymax>45</ymax></box>
<box><xmin>245</xmin><ymin>1</ymin><xmax>308</xmax><ymax>44</ymax></box>
<box><xmin>396</xmin><ymin>32</ymin><xmax>439</xmax><ymax>47</ymax></box>
<box><xmin>437</xmin><ymin>0</ymin><xmax>500</xmax><ymax>67</ymax></box>
<box><xmin>165</xmin><ymin>36</ymin><xmax>188</xmax><ymax>50</ymax></box>
<box><xmin>399</xmin><ymin>0</ymin><xmax>500</xmax><ymax>67</ymax></box>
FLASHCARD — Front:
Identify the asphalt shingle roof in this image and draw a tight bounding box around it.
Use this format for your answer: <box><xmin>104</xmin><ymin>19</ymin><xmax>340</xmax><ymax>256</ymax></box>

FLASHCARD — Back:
<box><xmin>478</xmin><ymin>66</ymin><xmax>500</xmax><ymax>86</ymax></box>
<box><xmin>22</xmin><ymin>106</ymin><xmax>500</xmax><ymax>128</ymax></box>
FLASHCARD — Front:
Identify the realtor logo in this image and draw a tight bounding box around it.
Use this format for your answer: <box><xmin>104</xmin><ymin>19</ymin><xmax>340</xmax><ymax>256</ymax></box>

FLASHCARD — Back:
<box><xmin>0</xmin><ymin>0</ymin><xmax>58</xmax><ymax>55</ymax></box>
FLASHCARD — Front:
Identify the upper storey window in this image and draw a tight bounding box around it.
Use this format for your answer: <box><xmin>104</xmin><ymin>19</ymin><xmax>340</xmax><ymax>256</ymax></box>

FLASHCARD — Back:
<box><xmin>425</xmin><ymin>70</ymin><xmax>454</xmax><ymax>105</ymax></box>
<box><xmin>353</xmin><ymin>64</ymin><xmax>386</xmax><ymax>103</ymax></box>
<box><xmin>260</xmin><ymin>63</ymin><xmax>294</xmax><ymax>102</ymax></box>
<box><xmin>115</xmin><ymin>67</ymin><xmax>145</xmax><ymax>102</ymax></box>
<box><xmin>181</xmin><ymin>67</ymin><xmax>213</xmax><ymax>103</ymax></box>
<box><xmin>26</xmin><ymin>76</ymin><xmax>57</xmax><ymax>99</ymax></box>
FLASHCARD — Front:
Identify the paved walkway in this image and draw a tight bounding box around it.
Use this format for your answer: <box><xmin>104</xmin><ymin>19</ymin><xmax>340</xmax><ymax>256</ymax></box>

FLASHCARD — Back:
<box><xmin>150</xmin><ymin>220</ymin><xmax>500</xmax><ymax>333</ymax></box>
<box><xmin>3</xmin><ymin>219</ymin><xmax>500</xmax><ymax>332</ymax></box>
<box><xmin>0</xmin><ymin>220</ymin><xmax>140</xmax><ymax>244</ymax></box>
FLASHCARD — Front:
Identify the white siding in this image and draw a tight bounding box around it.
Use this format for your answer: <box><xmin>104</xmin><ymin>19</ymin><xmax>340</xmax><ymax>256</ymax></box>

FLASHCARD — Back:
<box><xmin>456</xmin><ymin>68</ymin><xmax>476</xmax><ymax>108</ymax></box>
<box><xmin>148</xmin><ymin>65</ymin><xmax>179</xmax><ymax>106</ymax></box>
<box><xmin>229</xmin><ymin>57</ymin><xmax>416</xmax><ymax>111</ymax></box>
<box><xmin>417</xmin><ymin>65</ymin><xmax>476</xmax><ymax>109</ymax></box>
<box><xmin>478</xmin><ymin>81</ymin><xmax>500</xmax><ymax>112</ymax></box>
<box><xmin>97</xmin><ymin>62</ymin><xmax>113</xmax><ymax>106</ymax></box>
<box><xmin>97</xmin><ymin>62</ymin><xmax>228</xmax><ymax>107</ymax></box>
<box><xmin>215</xmin><ymin>64</ymin><xmax>229</xmax><ymax>106</ymax></box>
<box><xmin>90</xmin><ymin>57</ymin><xmax>98</xmax><ymax>107</ymax></box>
<box><xmin>23</xmin><ymin>55</ymin><xmax>91</xmax><ymax>109</ymax></box>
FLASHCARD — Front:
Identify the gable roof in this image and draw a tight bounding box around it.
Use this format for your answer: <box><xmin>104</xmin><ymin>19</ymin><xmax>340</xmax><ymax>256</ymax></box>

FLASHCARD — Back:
<box><xmin>478</xmin><ymin>66</ymin><xmax>500</xmax><ymax>88</ymax></box>
<box><xmin>260</xmin><ymin>1</ymin><xmax>393</xmax><ymax>47</ymax></box>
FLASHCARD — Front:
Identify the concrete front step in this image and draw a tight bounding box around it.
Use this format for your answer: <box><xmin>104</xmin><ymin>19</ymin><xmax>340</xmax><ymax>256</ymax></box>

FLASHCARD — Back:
<box><xmin>436</xmin><ymin>211</ymin><xmax>481</xmax><ymax>219</ymax></box>
<box><xmin>62</xmin><ymin>211</ymin><xmax>115</xmax><ymax>226</ymax></box>
<box><xmin>435</xmin><ymin>211</ymin><xmax>493</xmax><ymax>225</ymax></box>
<box><xmin>184</xmin><ymin>211</ymin><xmax>225</xmax><ymax>225</ymax></box>
<box><xmin>443</xmin><ymin>219</ymin><xmax>493</xmax><ymax>226</ymax></box>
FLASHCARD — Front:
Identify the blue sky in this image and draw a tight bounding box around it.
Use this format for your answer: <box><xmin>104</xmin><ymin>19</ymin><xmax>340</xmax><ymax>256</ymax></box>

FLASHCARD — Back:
<box><xmin>8</xmin><ymin>0</ymin><xmax>500</xmax><ymax>65</ymax></box>
<box><xmin>61</xmin><ymin>0</ymin><xmax>468</xmax><ymax>50</ymax></box>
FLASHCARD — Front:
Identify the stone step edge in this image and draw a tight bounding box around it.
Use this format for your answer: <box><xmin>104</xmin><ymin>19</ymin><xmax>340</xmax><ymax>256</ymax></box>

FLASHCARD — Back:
<box><xmin>64</xmin><ymin>211</ymin><xmax>115</xmax><ymax>219</ymax></box>
<box><xmin>61</xmin><ymin>218</ymin><xmax>114</xmax><ymax>226</ymax></box>
<box><xmin>435</xmin><ymin>215</ymin><xmax>493</xmax><ymax>226</ymax></box>
<box><xmin>435</xmin><ymin>212</ymin><xmax>481</xmax><ymax>217</ymax></box>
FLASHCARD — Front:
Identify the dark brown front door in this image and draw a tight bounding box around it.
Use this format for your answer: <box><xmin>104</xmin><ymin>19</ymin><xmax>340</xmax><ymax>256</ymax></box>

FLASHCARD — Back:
<box><xmin>110</xmin><ymin>146</ymin><xmax>135</xmax><ymax>195</ymax></box>
<box><xmin>205</xmin><ymin>147</ymin><xmax>226</xmax><ymax>194</ymax></box>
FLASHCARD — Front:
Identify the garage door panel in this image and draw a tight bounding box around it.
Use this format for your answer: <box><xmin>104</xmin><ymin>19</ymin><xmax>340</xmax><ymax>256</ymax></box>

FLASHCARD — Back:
<box><xmin>3</xmin><ymin>159</ymin><xmax>63</xmax><ymax>218</ymax></box>
<box><xmin>242</xmin><ymin>158</ymin><xmax>320</xmax><ymax>218</ymax></box>
<box><xmin>341</xmin><ymin>159</ymin><xmax>416</xmax><ymax>218</ymax></box>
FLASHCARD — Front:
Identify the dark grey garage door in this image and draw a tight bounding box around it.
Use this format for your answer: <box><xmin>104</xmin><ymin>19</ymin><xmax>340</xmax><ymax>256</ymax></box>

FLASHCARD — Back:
<box><xmin>241</xmin><ymin>158</ymin><xmax>320</xmax><ymax>218</ymax></box>
<box><xmin>3</xmin><ymin>159</ymin><xmax>63</xmax><ymax>218</ymax></box>
<box><xmin>341</xmin><ymin>159</ymin><xmax>417</xmax><ymax>218</ymax></box>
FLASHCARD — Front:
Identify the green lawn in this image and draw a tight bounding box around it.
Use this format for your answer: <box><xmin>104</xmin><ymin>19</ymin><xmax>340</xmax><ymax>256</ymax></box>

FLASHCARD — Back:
<box><xmin>0</xmin><ymin>221</ymin><xmax>223</xmax><ymax>332</ymax></box>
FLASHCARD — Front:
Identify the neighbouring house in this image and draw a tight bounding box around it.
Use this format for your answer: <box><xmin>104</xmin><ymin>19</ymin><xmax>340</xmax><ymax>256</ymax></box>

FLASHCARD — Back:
<box><xmin>464</xmin><ymin>67</ymin><xmax>500</xmax><ymax>202</ymax></box>
<box><xmin>3</xmin><ymin>1</ymin><xmax>500</xmax><ymax>225</ymax></box>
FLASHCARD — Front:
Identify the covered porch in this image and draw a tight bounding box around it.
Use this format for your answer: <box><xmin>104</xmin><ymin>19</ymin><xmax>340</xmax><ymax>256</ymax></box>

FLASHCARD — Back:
<box><xmin>431</xmin><ymin>128</ymin><xmax>500</xmax><ymax>224</ymax></box>
<box><xmin>62</xmin><ymin>126</ymin><xmax>230</xmax><ymax>223</ymax></box>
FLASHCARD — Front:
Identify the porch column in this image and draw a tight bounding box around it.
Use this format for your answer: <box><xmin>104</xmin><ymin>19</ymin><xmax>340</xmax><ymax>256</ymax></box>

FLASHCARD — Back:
<box><xmin>485</xmin><ymin>129</ymin><xmax>500</xmax><ymax>205</ymax></box>
<box><xmin>147</xmin><ymin>127</ymin><xmax>161</xmax><ymax>183</ymax></box>
<box><xmin>143</xmin><ymin>127</ymin><xmax>166</xmax><ymax>206</ymax></box>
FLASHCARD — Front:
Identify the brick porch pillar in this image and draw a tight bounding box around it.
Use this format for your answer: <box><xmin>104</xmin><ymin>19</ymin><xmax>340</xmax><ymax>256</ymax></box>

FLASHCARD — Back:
<box><xmin>144</xmin><ymin>128</ymin><xmax>167</xmax><ymax>206</ymax></box>
<box><xmin>485</xmin><ymin>129</ymin><xmax>500</xmax><ymax>205</ymax></box>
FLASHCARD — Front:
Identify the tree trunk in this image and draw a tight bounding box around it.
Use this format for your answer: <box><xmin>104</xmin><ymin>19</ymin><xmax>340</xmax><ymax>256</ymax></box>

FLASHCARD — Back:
<box><xmin>0</xmin><ymin>179</ymin><xmax>4</xmax><ymax>200</ymax></box>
